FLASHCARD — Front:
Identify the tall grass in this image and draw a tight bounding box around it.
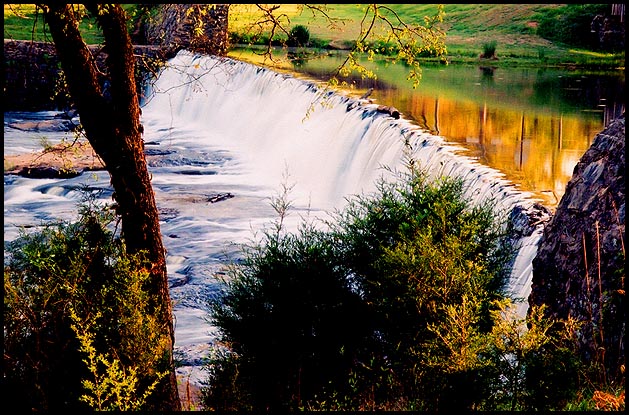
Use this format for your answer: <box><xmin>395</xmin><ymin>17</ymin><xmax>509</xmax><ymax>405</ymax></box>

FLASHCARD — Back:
<box><xmin>481</xmin><ymin>40</ymin><xmax>497</xmax><ymax>59</ymax></box>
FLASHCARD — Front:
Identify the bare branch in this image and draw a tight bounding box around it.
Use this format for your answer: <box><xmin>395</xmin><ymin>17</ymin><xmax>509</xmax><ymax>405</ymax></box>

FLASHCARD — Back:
<box><xmin>302</xmin><ymin>4</ymin><xmax>348</xmax><ymax>30</ymax></box>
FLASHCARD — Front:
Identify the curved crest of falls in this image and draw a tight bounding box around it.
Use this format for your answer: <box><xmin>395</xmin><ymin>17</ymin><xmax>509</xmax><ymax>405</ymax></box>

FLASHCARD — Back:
<box><xmin>4</xmin><ymin>50</ymin><xmax>549</xmax><ymax>385</ymax></box>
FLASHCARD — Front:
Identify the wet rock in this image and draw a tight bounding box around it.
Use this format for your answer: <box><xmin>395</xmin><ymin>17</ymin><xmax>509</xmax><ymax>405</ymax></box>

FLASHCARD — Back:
<box><xmin>8</xmin><ymin>118</ymin><xmax>78</xmax><ymax>132</ymax></box>
<box><xmin>208</xmin><ymin>192</ymin><xmax>234</xmax><ymax>203</ymax></box>
<box><xmin>18</xmin><ymin>166</ymin><xmax>81</xmax><ymax>179</ymax></box>
<box><xmin>509</xmin><ymin>202</ymin><xmax>552</xmax><ymax>238</ymax></box>
<box><xmin>376</xmin><ymin>105</ymin><xmax>401</xmax><ymax>119</ymax></box>
<box><xmin>159</xmin><ymin>207</ymin><xmax>179</xmax><ymax>222</ymax></box>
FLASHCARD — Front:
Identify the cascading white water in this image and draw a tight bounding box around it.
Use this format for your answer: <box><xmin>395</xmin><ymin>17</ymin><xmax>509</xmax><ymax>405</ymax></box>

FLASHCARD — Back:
<box><xmin>141</xmin><ymin>51</ymin><xmax>545</xmax><ymax>317</ymax></box>
<box><xmin>3</xmin><ymin>50</ymin><xmax>550</xmax><ymax>387</ymax></box>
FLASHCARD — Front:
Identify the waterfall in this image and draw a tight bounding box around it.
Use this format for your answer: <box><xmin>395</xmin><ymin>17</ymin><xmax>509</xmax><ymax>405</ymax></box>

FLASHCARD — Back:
<box><xmin>141</xmin><ymin>50</ymin><xmax>547</xmax><ymax>317</ymax></box>
<box><xmin>2</xmin><ymin>50</ymin><xmax>552</xmax><ymax>386</ymax></box>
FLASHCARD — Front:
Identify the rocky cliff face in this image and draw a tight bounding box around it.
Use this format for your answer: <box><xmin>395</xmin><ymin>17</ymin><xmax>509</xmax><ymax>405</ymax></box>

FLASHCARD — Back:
<box><xmin>529</xmin><ymin>114</ymin><xmax>625</xmax><ymax>381</ymax></box>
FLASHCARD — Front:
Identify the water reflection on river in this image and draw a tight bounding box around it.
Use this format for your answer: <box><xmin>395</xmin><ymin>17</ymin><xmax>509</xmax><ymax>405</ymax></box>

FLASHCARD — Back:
<box><xmin>229</xmin><ymin>49</ymin><xmax>625</xmax><ymax>209</ymax></box>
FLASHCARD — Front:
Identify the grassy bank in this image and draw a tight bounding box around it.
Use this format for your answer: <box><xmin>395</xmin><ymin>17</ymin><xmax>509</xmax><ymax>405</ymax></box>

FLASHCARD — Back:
<box><xmin>227</xmin><ymin>4</ymin><xmax>624</xmax><ymax>69</ymax></box>
<box><xmin>4</xmin><ymin>4</ymin><xmax>625</xmax><ymax>69</ymax></box>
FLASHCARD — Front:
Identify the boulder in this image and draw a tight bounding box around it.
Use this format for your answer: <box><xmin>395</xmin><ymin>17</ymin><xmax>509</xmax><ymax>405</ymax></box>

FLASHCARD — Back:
<box><xmin>17</xmin><ymin>166</ymin><xmax>81</xmax><ymax>179</ymax></box>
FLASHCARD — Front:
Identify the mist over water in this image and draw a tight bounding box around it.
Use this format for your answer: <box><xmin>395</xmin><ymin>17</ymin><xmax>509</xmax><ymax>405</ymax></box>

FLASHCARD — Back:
<box><xmin>4</xmin><ymin>50</ymin><xmax>546</xmax><ymax>385</ymax></box>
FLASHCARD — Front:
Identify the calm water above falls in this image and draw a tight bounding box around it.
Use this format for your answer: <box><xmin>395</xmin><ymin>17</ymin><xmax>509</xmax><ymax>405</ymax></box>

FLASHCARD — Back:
<box><xmin>229</xmin><ymin>49</ymin><xmax>625</xmax><ymax>208</ymax></box>
<box><xmin>6</xmin><ymin>50</ymin><xmax>613</xmax><ymax>387</ymax></box>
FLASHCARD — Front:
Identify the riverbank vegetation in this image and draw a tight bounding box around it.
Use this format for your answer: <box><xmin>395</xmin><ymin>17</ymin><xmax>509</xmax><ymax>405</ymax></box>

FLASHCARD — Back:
<box><xmin>227</xmin><ymin>4</ymin><xmax>624</xmax><ymax>70</ymax></box>
<box><xmin>4</xmin><ymin>4</ymin><xmax>625</xmax><ymax>70</ymax></box>
<box><xmin>5</xmin><ymin>165</ymin><xmax>624</xmax><ymax>410</ymax></box>
<box><xmin>4</xmin><ymin>194</ymin><xmax>170</xmax><ymax>411</ymax></box>
<box><xmin>200</xmin><ymin>159</ymin><xmax>623</xmax><ymax>411</ymax></box>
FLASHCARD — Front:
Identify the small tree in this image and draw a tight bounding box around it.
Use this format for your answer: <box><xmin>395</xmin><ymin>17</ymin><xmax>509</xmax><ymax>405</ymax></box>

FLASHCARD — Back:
<box><xmin>287</xmin><ymin>24</ymin><xmax>310</xmax><ymax>47</ymax></box>
<box><xmin>4</xmin><ymin>195</ymin><xmax>169</xmax><ymax>411</ymax></box>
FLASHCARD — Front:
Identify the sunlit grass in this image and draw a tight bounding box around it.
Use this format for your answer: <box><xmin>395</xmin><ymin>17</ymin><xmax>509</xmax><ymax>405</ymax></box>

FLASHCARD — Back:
<box><xmin>569</xmin><ymin>48</ymin><xmax>622</xmax><ymax>58</ymax></box>
<box><xmin>3</xmin><ymin>4</ymin><xmax>103</xmax><ymax>44</ymax></box>
<box><xmin>228</xmin><ymin>4</ymin><xmax>446</xmax><ymax>45</ymax></box>
<box><xmin>4</xmin><ymin>4</ymin><xmax>48</xmax><ymax>41</ymax></box>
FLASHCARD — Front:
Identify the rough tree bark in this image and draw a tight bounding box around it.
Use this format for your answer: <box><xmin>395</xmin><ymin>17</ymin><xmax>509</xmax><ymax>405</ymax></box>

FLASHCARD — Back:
<box><xmin>39</xmin><ymin>4</ymin><xmax>181</xmax><ymax>411</ymax></box>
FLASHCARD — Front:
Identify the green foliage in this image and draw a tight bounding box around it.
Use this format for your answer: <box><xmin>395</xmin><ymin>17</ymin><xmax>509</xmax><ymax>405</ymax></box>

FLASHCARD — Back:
<box><xmin>125</xmin><ymin>4</ymin><xmax>160</xmax><ymax>44</ymax></box>
<box><xmin>535</xmin><ymin>4</ymin><xmax>609</xmax><ymax>50</ymax></box>
<box><xmin>205</xmin><ymin>220</ymin><xmax>370</xmax><ymax>411</ymax></box>
<box><xmin>478</xmin><ymin>301</ymin><xmax>582</xmax><ymax>410</ymax></box>
<box><xmin>3</xmin><ymin>192</ymin><xmax>169</xmax><ymax>411</ymax></box>
<box><xmin>70</xmin><ymin>309</ymin><xmax>167</xmax><ymax>411</ymax></box>
<box><xmin>329</xmin><ymin>166</ymin><xmax>513</xmax><ymax>410</ymax></box>
<box><xmin>203</xmin><ymin>163</ymin><xmax>517</xmax><ymax>411</ymax></box>
<box><xmin>5</xmin><ymin>4</ymin><xmax>623</xmax><ymax>69</ymax></box>
<box><xmin>287</xmin><ymin>24</ymin><xmax>310</xmax><ymax>47</ymax></box>
<box><xmin>204</xmin><ymin>160</ymin><xmax>611</xmax><ymax>411</ymax></box>
<box><xmin>3</xmin><ymin>4</ymin><xmax>105</xmax><ymax>44</ymax></box>
<box><xmin>229</xmin><ymin>31</ymin><xmax>289</xmax><ymax>48</ymax></box>
<box><xmin>336</xmin><ymin>4</ymin><xmax>447</xmax><ymax>89</ymax></box>
<box><xmin>201</xmin><ymin>346</ymin><xmax>255</xmax><ymax>411</ymax></box>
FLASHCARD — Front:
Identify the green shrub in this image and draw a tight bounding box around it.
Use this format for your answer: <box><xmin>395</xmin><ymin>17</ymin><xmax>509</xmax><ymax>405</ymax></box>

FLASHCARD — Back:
<box><xmin>3</xmin><ymin>193</ymin><xmax>169</xmax><ymax>411</ymax></box>
<box><xmin>204</xmin><ymin>221</ymin><xmax>370</xmax><ymax>411</ymax></box>
<box><xmin>203</xmin><ymin>164</ymin><xmax>516</xmax><ymax>411</ymax></box>
<box><xmin>287</xmin><ymin>24</ymin><xmax>310</xmax><ymax>47</ymax></box>
<box><xmin>330</xmin><ymin>167</ymin><xmax>513</xmax><ymax>410</ymax></box>
<box><xmin>535</xmin><ymin>4</ymin><xmax>608</xmax><ymax>50</ymax></box>
<box><xmin>203</xmin><ymin>161</ymin><xmax>605</xmax><ymax>411</ymax></box>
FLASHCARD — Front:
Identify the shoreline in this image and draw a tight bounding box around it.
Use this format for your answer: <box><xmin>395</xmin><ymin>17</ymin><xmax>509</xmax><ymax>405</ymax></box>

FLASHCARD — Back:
<box><xmin>4</xmin><ymin>140</ymin><xmax>105</xmax><ymax>177</ymax></box>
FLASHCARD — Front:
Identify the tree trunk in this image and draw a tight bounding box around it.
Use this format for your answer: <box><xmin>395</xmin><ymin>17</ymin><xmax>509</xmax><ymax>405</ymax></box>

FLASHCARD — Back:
<box><xmin>40</xmin><ymin>4</ymin><xmax>181</xmax><ymax>411</ymax></box>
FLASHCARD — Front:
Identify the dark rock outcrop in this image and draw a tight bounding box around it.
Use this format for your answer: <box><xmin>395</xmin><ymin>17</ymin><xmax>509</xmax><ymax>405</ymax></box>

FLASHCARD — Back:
<box><xmin>591</xmin><ymin>11</ymin><xmax>625</xmax><ymax>51</ymax></box>
<box><xmin>529</xmin><ymin>114</ymin><xmax>625</xmax><ymax>381</ymax></box>
<box><xmin>376</xmin><ymin>105</ymin><xmax>401</xmax><ymax>119</ymax></box>
<box><xmin>17</xmin><ymin>166</ymin><xmax>82</xmax><ymax>179</ymax></box>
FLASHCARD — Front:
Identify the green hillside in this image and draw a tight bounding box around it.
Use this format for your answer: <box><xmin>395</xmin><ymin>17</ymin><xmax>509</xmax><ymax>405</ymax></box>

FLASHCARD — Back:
<box><xmin>4</xmin><ymin>4</ymin><xmax>625</xmax><ymax>68</ymax></box>
<box><xmin>228</xmin><ymin>3</ymin><xmax>623</xmax><ymax>67</ymax></box>
<box><xmin>231</xmin><ymin>3</ymin><xmax>560</xmax><ymax>46</ymax></box>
